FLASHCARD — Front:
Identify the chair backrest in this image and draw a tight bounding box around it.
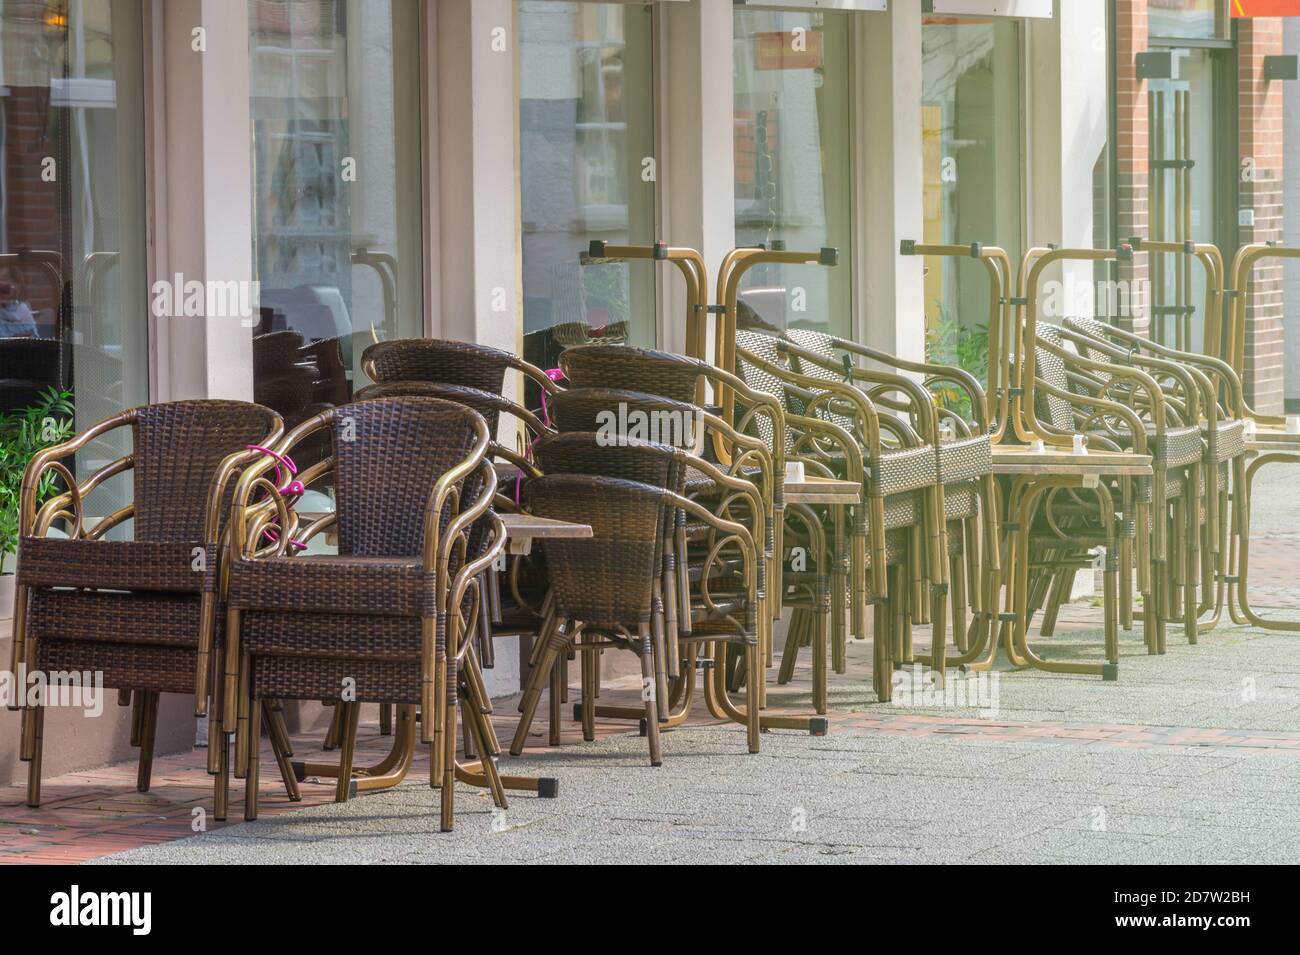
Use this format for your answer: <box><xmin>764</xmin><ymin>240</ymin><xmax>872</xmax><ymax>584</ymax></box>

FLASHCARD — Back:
<box><xmin>362</xmin><ymin>338</ymin><xmax>514</xmax><ymax>396</ymax></box>
<box><xmin>549</xmin><ymin>387</ymin><xmax>703</xmax><ymax>453</ymax></box>
<box><xmin>559</xmin><ymin>344</ymin><xmax>705</xmax><ymax>404</ymax></box>
<box><xmin>356</xmin><ymin>380</ymin><xmax>511</xmax><ymax>436</ymax></box>
<box><xmin>329</xmin><ymin>396</ymin><xmax>486</xmax><ymax>558</ymax></box>
<box><xmin>1032</xmin><ymin>324</ymin><xmax>1080</xmax><ymax>433</ymax></box>
<box><xmin>780</xmin><ymin>328</ymin><xmax>858</xmax><ymax>434</ymax></box>
<box><xmin>524</xmin><ymin>475</ymin><xmax>665</xmax><ymax>627</ymax></box>
<box><xmin>533</xmin><ymin>431</ymin><xmax>677</xmax><ymax>489</ymax></box>
<box><xmin>1062</xmin><ymin>315</ymin><xmax>1119</xmax><ymax>369</ymax></box>
<box><xmin>133</xmin><ymin>400</ymin><xmax>281</xmax><ymax>542</ymax></box>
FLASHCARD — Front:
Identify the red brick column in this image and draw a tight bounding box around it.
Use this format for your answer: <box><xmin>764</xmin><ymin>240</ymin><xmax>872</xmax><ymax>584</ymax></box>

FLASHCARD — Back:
<box><xmin>1114</xmin><ymin>0</ymin><xmax>1150</xmax><ymax>336</ymax></box>
<box><xmin>1237</xmin><ymin>17</ymin><xmax>1286</xmax><ymax>415</ymax></box>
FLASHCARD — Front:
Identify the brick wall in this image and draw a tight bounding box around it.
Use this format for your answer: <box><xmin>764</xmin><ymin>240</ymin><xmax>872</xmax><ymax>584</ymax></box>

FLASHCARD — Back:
<box><xmin>1237</xmin><ymin>17</ymin><xmax>1286</xmax><ymax>415</ymax></box>
<box><xmin>1114</xmin><ymin>0</ymin><xmax>1150</xmax><ymax>337</ymax></box>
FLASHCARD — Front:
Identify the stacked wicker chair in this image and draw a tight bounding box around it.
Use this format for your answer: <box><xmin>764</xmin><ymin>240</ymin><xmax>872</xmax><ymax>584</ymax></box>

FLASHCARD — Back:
<box><xmin>777</xmin><ymin>328</ymin><xmax>1001</xmax><ymax>687</ymax></box>
<box><xmin>732</xmin><ymin>328</ymin><xmax>946</xmax><ymax>702</ymax></box>
<box><xmin>358</xmin><ymin>338</ymin><xmax>558</xmax><ymax>717</ymax></box>
<box><xmin>13</xmin><ymin>400</ymin><xmax>285</xmax><ymax>815</ymax></box>
<box><xmin>226</xmin><ymin>396</ymin><xmax>505</xmax><ymax>831</ymax></box>
<box><xmin>512</xmin><ymin>437</ymin><xmax>765</xmax><ymax>763</ymax></box>
<box><xmin>1025</xmin><ymin>322</ymin><xmax>1200</xmax><ymax>657</ymax></box>
<box><xmin>1059</xmin><ymin>315</ymin><xmax>1248</xmax><ymax>637</ymax></box>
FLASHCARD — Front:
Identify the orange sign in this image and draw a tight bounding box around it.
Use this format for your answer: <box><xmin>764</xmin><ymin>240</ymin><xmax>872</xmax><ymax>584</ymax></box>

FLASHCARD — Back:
<box><xmin>753</xmin><ymin>31</ymin><xmax>824</xmax><ymax>71</ymax></box>
<box><xmin>1231</xmin><ymin>0</ymin><xmax>1300</xmax><ymax>15</ymax></box>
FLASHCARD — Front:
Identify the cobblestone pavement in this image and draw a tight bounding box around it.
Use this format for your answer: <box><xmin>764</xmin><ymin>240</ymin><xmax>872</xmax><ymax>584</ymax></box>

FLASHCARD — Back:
<box><xmin>4</xmin><ymin>459</ymin><xmax>1300</xmax><ymax>864</ymax></box>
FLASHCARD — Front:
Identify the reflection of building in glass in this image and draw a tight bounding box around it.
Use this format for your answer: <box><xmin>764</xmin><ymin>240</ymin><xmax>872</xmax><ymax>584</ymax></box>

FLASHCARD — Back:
<box><xmin>519</xmin><ymin>0</ymin><xmax>654</xmax><ymax>377</ymax></box>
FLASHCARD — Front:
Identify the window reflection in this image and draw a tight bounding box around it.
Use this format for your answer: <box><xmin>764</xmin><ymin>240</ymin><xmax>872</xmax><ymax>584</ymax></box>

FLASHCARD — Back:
<box><xmin>0</xmin><ymin>0</ymin><xmax>147</xmax><ymax>519</ymax></box>
<box><xmin>519</xmin><ymin>0</ymin><xmax>657</xmax><ymax>379</ymax></box>
<box><xmin>249</xmin><ymin>0</ymin><xmax>422</xmax><ymax>461</ymax></box>
<box><xmin>733</xmin><ymin>9</ymin><xmax>851</xmax><ymax>338</ymax></box>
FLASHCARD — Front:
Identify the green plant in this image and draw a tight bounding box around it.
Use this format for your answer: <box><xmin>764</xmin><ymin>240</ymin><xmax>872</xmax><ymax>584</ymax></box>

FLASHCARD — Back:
<box><xmin>0</xmin><ymin>387</ymin><xmax>75</xmax><ymax>574</ymax></box>
<box><xmin>925</xmin><ymin>302</ymin><xmax>989</xmax><ymax>420</ymax></box>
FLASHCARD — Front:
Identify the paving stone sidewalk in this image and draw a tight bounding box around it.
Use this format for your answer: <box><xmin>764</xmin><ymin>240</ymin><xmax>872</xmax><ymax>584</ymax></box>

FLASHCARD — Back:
<box><xmin>4</xmin><ymin>459</ymin><xmax>1300</xmax><ymax>865</ymax></box>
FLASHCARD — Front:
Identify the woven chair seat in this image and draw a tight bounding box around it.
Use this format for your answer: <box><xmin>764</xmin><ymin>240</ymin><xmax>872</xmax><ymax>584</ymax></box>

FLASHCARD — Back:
<box><xmin>37</xmin><ymin>639</ymin><xmax>197</xmax><ymax>694</ymax></box>
<box><xmin>229</xmin><ymin>555</ymin><xmax>436</xmax><ymax>618</ymax></box>
<box><xmin>27</xmin><ymin>588</ymin><xmax>211</xmax><ymax>649</ymax></box>
<box><xmin>18</xmin><ymin>538</ymin><xmax>218</xmax><ymax>593</ymax></box>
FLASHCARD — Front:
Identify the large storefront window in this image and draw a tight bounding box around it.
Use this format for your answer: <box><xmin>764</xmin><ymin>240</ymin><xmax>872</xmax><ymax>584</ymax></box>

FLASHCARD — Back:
<box><xmin>0</xmin><ymin>0</ymin><xmax>148</xmax><ymax>513</ymax></box>
<box><xmin>733</xmin><ymin>8</ymin><xmax>852</xmax><ymax>338</ymax></box>
<box><xmin>921</xmin><ymin>15</ymin><xmax>1021</xmax><ymax>377</ymax></box>
<box><xmin>519</xmin><ymin>0</ymin><xmax>656</xmax><ymax>373</ymax></box>
<box><xmin>249</xmin><ymin>0</ymin><xmax>423</xmax><ymax>437</ymax></box>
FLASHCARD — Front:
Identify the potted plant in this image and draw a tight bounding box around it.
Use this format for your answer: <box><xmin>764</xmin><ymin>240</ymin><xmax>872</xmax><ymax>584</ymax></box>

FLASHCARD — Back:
<box><xmin>0</xmin><ymin>387</ymin><xmax>74</xmax><ymax>618</ymax></box>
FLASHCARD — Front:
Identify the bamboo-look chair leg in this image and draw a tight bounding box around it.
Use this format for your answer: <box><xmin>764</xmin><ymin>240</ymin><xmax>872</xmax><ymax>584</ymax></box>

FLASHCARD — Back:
<box><xmin>873</xmin><ymin>598</ymin><xmax>891</xmax><ymax>703</ymax></box>
<box><xmin>461</xmin><ymin>695</ymin><xmax>507</xmax><ymax>809</ymax></box>
<box><xmin>335</xmin><ymin>702</ymin><xmax>360</xmax><ymax>804</ymax></box>
<box><xmin>777</xmin><ymin>607</ymin><xmax>806</xmax><ymax>685</ymax></box>
<box><xmin>210</xmin><ymin>669</ymin><xmax>229</xmax><ymax>821</ymax></box>
<box><xmin>744</xmin><ymin>642</ymin><xmax>761</xmax><ymax>754</ymax></box>
<box><xmin>322</xmin><ymin>701</ymin><xmax>342</xmax><ymax>751</ymax></box>
<box><xmin>129</xmin><ymin>690</ymin><xmax>144</xmax><ymax>747</ymax></box>
<box><xmin>832</xmin><ymin>503</ymin><xmax>848</xmax><ymax>671</ymax></box>
<box><xmin>580</xmin><ymin>632</ymin><xmax>596</xmax><ymax>742</ymax></box>
<box><xmin>509</xmin><ymin>619</ymin><xmax>567</xmax><ymax>756</ymax></box>
<box><xmin>1039</xmin><ymin>568</ymin><xmax>1074</xmax><ymax>638</ymax></box>
<box><xmin>245</xmin><ymin>686</ymin><xmax>262</xmax><ymax>821</ymax></box>
<box><xmin>812</xmin><ymin>578</ymin><xmax>830</xmax><ymax>716</ymax></box>
<box><xmin>24</xmin><ymin>703</ymin><xmax>45</xmax><ymax>808</ymax></box>
<box><xmin>263</xmin><ymin>700</ymin><xmax>301</xmax><ymax>802</ymax></box>
<box><xmin>234</xmin><ymin>650</ymin><xmax>251</xmax><ymax>780</ymax></box>
<box><xmin>440</xmin><ymin>694</ymin><xmax>457</xmax><ymax>833</ymax></box>
<box><xmin>650</xmin><ymin>588</ymin><xmax>670</xmax><ymax>722</ymax></box>
<box><xmin>548</xmin><ymin>653</ymin><xmax>563</xmax><ymax>747</ymax></box>
<box><xmin>1184</xmin><ymin>465</ymin><xmax>1200</xmax><ymax>644</ymax></box>
<box><xmin>950</xmin><ymin>546</ymin><xmax>969</xmax><ymax>653</ymax></box>
<box><xmin>638</xmin><ymin>622</ymin><xmax>662</xmax><ymax>766</ymax></box>
<box><xmin>135</xmin><ymin>691</ymin><xmax>161</xmax><ymax>793</ymax></box>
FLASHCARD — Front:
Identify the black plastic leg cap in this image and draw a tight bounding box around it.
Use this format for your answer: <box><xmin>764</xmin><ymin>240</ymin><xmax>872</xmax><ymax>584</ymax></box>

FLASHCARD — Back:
<box><xmin>537</xmin><ymin>777</ymin><xmax>559</xmax><ymax>799</ymax></box>
<box><xmin>809</xmin><ymin>717</ymin><xmax>830</xmax><ymax>737</ymax></box>
<box><xmin>1102</xmin><ymin>663</ymin><xmax>1119</xmax><ymax>682</ymax></box>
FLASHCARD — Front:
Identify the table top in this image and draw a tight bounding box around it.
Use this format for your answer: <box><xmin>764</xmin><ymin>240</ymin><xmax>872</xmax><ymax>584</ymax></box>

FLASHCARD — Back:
<box><xmin>991</xmin><ymin>444</ymin><xmax>1153</xmax><ymax>477</ymax></box>
<box><xmin>784</xmin><ymin>474</ymin><xmax>861</xmax><ymax>504</ymax></box>
<box><xmin>499</xmin><ymin>512</ymin><xmax>593</xmax><ymax>541</ymax></box>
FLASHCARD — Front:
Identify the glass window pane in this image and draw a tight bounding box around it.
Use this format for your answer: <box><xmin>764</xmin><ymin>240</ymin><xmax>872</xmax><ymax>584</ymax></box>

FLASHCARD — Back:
<box><xmin>921</xmin><ymin>16</ymin><xmax>1021</xmax><ymax>387</ymax></box>
<box><xmin>249</xmin><ymin>0</ymin><xmax>423</xmax><ymax>446</ymax></box>
<box><xmin>1149</xmin><ymin>0</ymin><xmax>1218</xmax><ymax>41</ymax></box>
<box><xmin>0</xmin><ymin>0</ymin><xmax>148</xmax><ymax>520</ymax></box>
<box><xmin>733</xmin><ymin>9</ymin><xmax>852</xmax><ymax>338</ymax></box>
<box><xmin>519</xmin><ymin>0</ymin><xmax>657</xmax><ymax>376</ymax></box>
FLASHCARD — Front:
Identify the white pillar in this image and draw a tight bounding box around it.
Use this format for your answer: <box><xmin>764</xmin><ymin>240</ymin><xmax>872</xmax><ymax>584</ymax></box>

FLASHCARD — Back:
<box><xmin>660</xmin><ymin>0</ymin><xmax>735</xmax><ymax>356</ymax></box>
<box><xmin>858</xmin><ymin>3</ymin><xmax>925</xmax><ymax>362</ymax></box>
<box><xmin>158</xmin><ymin>0</ymin><xmax>254</xmax><ymax>401</ymax></box>
<box><xmin>1028</xmin><ymin>1</ymin><xmax>1109</xmax><ymax>310</ymax></box>
<box><xmin>434</xmin><ymin>0</ymin><xmax>519</xmax><ymax>359</ymax></box>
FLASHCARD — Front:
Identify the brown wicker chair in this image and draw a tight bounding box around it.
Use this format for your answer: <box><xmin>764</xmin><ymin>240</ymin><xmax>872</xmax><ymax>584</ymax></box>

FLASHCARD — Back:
<box><xmin>227</xmin><ymin>395</ymin><xmax>505</xmax><ymax>831</ymax></box>
<box><xmin>14</xmin><ymin>399</ymin><xmax>284</xmax><ymax>814</ymax></box>
<box><xmin>512</xmin><ymin>473</ymin><xmax>762</xmax><ymax>764</ymax></box>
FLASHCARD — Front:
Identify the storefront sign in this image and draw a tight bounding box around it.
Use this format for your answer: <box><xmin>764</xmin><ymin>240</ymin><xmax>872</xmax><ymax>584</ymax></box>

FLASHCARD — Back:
<box><xmin>1231</xmin><ymin>0</ymin><xmax>1300</xmax><ymax>15</ymax></box>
